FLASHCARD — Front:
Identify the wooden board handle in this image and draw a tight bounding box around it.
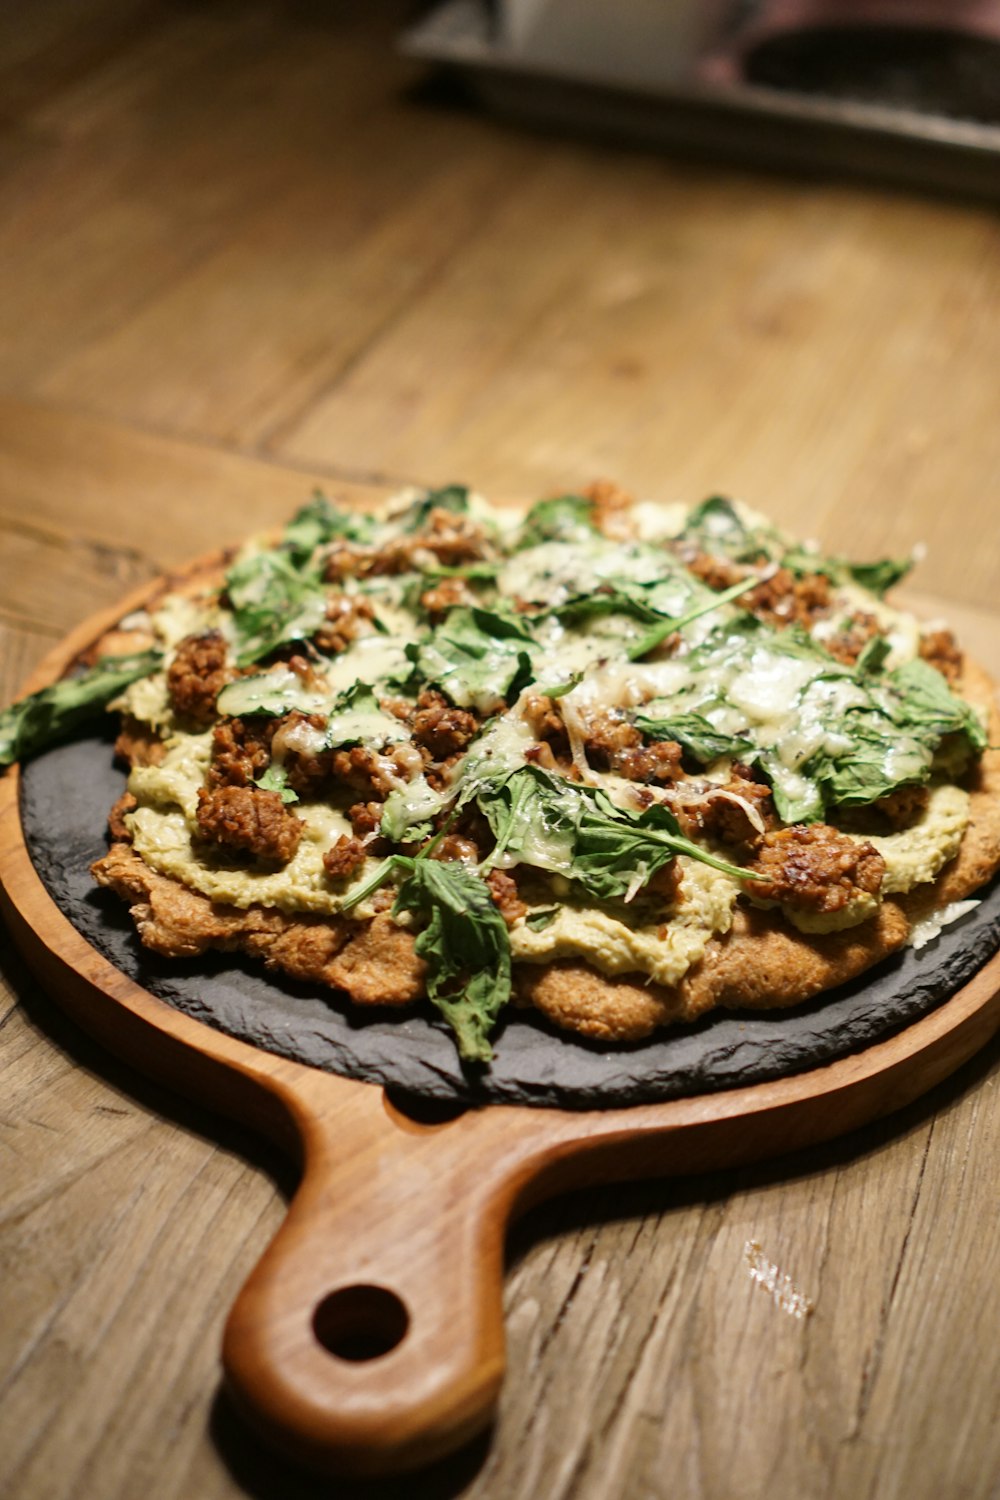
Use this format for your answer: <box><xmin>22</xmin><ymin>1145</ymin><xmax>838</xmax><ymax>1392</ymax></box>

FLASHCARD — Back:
<box><xmin>221</xmin><ymin>1079</ymin><xmax>511</xmax><ymax>1476</ymax></box>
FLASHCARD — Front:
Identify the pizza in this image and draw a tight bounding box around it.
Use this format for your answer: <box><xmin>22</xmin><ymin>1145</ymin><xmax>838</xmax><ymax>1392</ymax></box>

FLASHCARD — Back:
<box><xmin>3</xmin><ymin>481</ymin><xmax>999</xmax><ymax>1065</ymax></box>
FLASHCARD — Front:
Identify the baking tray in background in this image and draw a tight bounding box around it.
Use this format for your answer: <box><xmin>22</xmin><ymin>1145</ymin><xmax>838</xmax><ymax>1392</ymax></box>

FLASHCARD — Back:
<box><xmin>400</xmin><ymin>0</ymin><xmax>1000</xmax><ymax>200</ymax></box>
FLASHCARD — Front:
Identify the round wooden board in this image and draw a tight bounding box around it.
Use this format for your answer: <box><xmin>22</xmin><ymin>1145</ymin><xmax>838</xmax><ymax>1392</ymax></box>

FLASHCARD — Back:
<box><xmin>3</xmin><ymin>579</ymin><xmax>1000</xmax><ymax>1478</ymax></box>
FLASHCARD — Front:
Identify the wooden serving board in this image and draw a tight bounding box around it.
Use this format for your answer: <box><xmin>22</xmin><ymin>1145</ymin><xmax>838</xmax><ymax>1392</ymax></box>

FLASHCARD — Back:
<box><xmin>3</xmin><ymin>589</ymin><xmax>1000</xmax><ymax>1478</ymax></box>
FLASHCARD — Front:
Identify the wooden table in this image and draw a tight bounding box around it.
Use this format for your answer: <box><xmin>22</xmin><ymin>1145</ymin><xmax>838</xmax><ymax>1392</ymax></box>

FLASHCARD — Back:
<box><xmin>2</xmin><ymin>4</ymin><xmax>999</xmax><ymax>1497</ymax></box>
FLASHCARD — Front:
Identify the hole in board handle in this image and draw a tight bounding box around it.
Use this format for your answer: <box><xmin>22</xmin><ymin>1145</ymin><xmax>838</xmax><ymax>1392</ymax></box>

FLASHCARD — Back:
<box><xmin>382</xmin><ymin>1088</ymin><xmax>467</xmax><ymax>1132</ymax></box>
<box><xmin>313</xmin><ymin>1285</ymin><xmax>409</xmax><ymax>1363</ymax></box>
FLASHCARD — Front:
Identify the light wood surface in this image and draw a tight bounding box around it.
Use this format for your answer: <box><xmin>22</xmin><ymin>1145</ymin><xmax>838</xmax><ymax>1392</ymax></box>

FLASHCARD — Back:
<box><xmin>2</xmin><ymin>3</ymin><xmax>1000</xmax><ymax>1496</ymax></box>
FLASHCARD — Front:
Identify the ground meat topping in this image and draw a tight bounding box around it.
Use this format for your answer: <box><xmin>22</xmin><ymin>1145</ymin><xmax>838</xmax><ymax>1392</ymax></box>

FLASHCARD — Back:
<box><xmin>195</xmin><ymin>786</ymin><xmax>303</xmax><ymax>864</ymax></box>
<box><xmin>420</xmin><ymin>577</ymin><xmax>475</xmax><ymax>621</ymax></box>
<box><xmin>522</xmin><ymin>694</ymin><xmax>570</xmax><ymax>758</ymax></box>
<box><xmin>683</xmin><ymin>551</ymin><xmax>748</xmax><ymax>592</ymax></box>
<box><xmin>208</xmin><ymin>715</ymin><xmax>275</xmax><ymax>789</ymax></box>
<box><xmin>322</xmin><ymin>835</ymin><xmax>369</xmax><ymax>881</ymax></box>
<box><xmin>486</xmin><ymin>869</ymin><xmax>528</xmax><ymax>927</ymax></box>
<box><xmin>410</xmin><ymin>689</ymin><xmax>480</xmax><ymax>759</ymax></box>
<box><xmin>313</xmin><ymin>594</ymin><xmax>377</xmax><ymax>655</ymax></box>
<box><xmin>676</xmin><ymin>764</ymin><xmax>776</xmax><ymax>853</ymax></box>
<box><xmin>919</xmin><ymin>628</ymin><xmax>963</xmax><ymax>685</ymax></box>
<box><xmin>744</xmin><ymin>567</ymin><xmax>832</xmax><ymax>629</ymax></box>
<box><xmin>747</xmin><ymin>823</ymin><xmax>885</xmax><ymax>914</ymax></box>
<box><xmin>583</xmin><ymin>478</ymin><xmax>635</xmax><ymax>540</ymax></box>
<box><xmin>167</xmin><ymin>631</ymin><xmax>231</xmax><ymax>726</ymax></box>
<box><xmin>430</xmin><ymin>833</ymin><xmax>480</xmax><ymax>864</ymax></box>
<box><xmin>824</xmin><ymin>611</ymin><xmax>883</xmax><ymax>667</ymax></box>
<box><xmin>613</xmin><ymin>739</ymin><xmax>684</xmax><ymax>785</ymax></box>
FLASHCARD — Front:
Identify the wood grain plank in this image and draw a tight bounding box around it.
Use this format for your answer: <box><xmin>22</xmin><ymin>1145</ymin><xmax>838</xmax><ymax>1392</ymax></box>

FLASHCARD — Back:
<box><xmin>36</xmin><ymin>107</ymin><xmax>531</xmax><ymax>450</ymax></box>
<box><xmin>0</xmin><ymin>5</ymin><xmax>407</xmax><ymax>392</ymax></box>
<box><xmin>277</xmin><ymin>149</ymin><xmax>1000</xmax><ymax>611</ymax></box>
<box><xmin>0</xmin><ymin>397</ymin><xmax>391</xmax><ymax>570</ymax></box>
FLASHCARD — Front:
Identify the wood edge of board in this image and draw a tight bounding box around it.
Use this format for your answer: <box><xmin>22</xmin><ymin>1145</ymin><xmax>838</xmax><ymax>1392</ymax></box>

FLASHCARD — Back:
<box><xmin>2</xmin><ymin>566</ymin><xmax>1000</xmax><ymax>1476</ymax></box>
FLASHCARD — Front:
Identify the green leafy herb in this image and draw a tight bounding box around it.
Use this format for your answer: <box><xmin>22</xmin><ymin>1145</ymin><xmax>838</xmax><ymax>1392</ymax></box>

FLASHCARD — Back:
<box><xmin>473</xmin><ymin>764</ymin><xmax>756</xmax><ymax>899</ymax></box>
<box><xmin>323</xmin><ymin>683</ymin><xmax>409</xmax><ymax>751</ymax></box>
<box><xmin>407</xmin><ymin>605</ymin><xmax>538</xmax><ymax>710</ymax></box>
<box><xmin>400</xmin><ymin>484</ymin><xmax>470</xmax><ymax>534</ymax></box>
<box><xmin>216</xmin><ymin>667</ymin><xmax>328</xmax><ymax>719</ymax></box>
<box><xmin>225</xmin><ymin>549</ymin><xmax>329</xmax><ymax>666</ymax></box>
<box><xmin>675</xmin><ymin>496</ymin><xmax>773</xmax><ymax>563</ymax></box>
<box><xmin>855</xmin><ymin>635</ymin><xmax>891</xmax><ymax>676</ymax></box>
<box><xmin>626</xmin><ymin>573</ymin><xmax>764</xmax><ymax>660</ymax></box>
<box><xmin>515</xmin><ymin>493</ymin><xmax>598</xmax><ymax>551</ymax></box>
<box><xmin>634</xmin><ymin>711</ymin><xmax>752</xmax><ymax>766</ymax></box>
<box><xmin>282</xmin><ymin>492</ymin><xmax>377</xmax><ymax>563</ymax></box>
<box><xmin>846</xmin><ymin>558</ymin><xmax>912</xmax><ymax>598</ymax></box>
<box><xmin>342</xmin><ymin>853</ymin><xmax>511</xmax><ymax>1063</ymax></box>
<box><xmin>0</xmin><ymin>650</ymin><xmax>162</xmax><ymax>768</ymax></box>
<box><xmin>525</xmin><ymin>907</ymin><xmax>559</xmax><ymax>931</ymax></box>
<box><xmin>255</xmin><ymin>763</ymin><xmax>299</xmax><ymax>804</ymax></box>
<box><xmin>884</xmin><ymin>659</ymin><xmax>988</xmax><ymax>751</ymax></box>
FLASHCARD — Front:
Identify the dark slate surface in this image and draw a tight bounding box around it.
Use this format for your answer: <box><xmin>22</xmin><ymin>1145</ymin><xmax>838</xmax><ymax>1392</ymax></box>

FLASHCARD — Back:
<box><xmin>18</xmin><ymin>734</ymin><xmax>1000</xmax><ymax>1110</ymax></box>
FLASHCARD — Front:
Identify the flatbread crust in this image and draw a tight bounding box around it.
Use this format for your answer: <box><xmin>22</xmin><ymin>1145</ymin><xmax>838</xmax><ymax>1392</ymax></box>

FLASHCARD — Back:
<box><xmin>94</xmin><ymin>657</ymin><xmax>1000</xmax><ymax>1046</ymax></box>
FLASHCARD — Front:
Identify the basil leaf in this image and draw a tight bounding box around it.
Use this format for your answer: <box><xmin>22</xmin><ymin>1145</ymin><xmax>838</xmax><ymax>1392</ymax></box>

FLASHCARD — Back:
<box><xmin>400</xmin><ymin>484</ymin><xmax>470</xmax><ymax>534</ymax></box>
<box><xmin>282</xmin><ymin>492</ymin><xmax>377</xmax><ymax>563</ymax></box>
<box><xmin>886</xmin><ymin>659</ymin><xmax>987</xmax><ymax>750</ymax></box>
<box><xmin>634</xmin><ymin>711</ymin><xmax>752</xmax><ymax>766</ymax></box>
<box><xmin>0</xmin><ymin>650</ymin><xmax>162</xmax><ymax>768</ymax></box>
<box><xmin>226</xmin><ymin>550</ymin><xmax>329</xmax><ymax>666</ymax></box>
<box><xmin>395</xmin><ymin>858</ymin><xmax>511</xmax><ymax>1064</ymax></box>
<box><xmin>474</xmin><ymin>764</ymin><xmax>753</xmax><ymax>899</ymax></box>
<box><xmin>217</xmin><ymin>667</ymin><xmax>328</xmax><ymax>719</ymax></box>
<box><xmin>848</xmin><ymin>558</ymin><xmax>912</xmax><ymax>597</ymax></box>
<box><xmin>676</xmin><ymin>497</ymin><xmax>776</xmax><ymax>563</ymax></box>
<box><xmin>323</xmin><ymin>684</ymin><xmax>409</xmax><ymax>751</ymax></box>
<box><xmin>255</xmin><ymin>763</ymin><xmax>299</xmax><ymax>804</ymax></box>
<box><xmin>408</xmin><ymin>605</ymin><xmax>538</xmax><ymax>710</ymax></box>
<box><xmin>515</xmin><ymin>493</ymin><xmax>598</xmax><ymax>551</ymax></box>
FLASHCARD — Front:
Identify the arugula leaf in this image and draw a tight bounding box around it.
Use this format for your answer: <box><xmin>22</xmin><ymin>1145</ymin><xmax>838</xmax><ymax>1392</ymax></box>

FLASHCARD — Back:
<box><xmin>255</xmin><ymin>763</ymin><xmax>299</xmax><ymax>804</ymax></box>
<box><xmin>282</xmin><ymin>492</ymin><xmax>377</xmax><ymax>563</ymax></box>
<box><xmin>675</xmin><ymin>497</ymin><xmax>774</xmax><ymax>563</ymax></box>
<box><xmin>225</xmin><ymin>550</ymin><xmax>329</xmax><ymax>666</ymax></box>
<box><xmin>885</xmin><ymin>659</ymin><xmax>988</xmax><ymax>751</ymax></box>
<box><xmin>399</xmin><ymin>484</ymin><xmax>470</xmax><ymax>534</ymax></box>
<box><xmin>848</xmin><ymin>558</ymin><xmax>912</xmax><ymax>596</ymax></box>
<box><xmin>0</xmin><ymin>650</ymin><xmax>162</xmax><ymax>768</ymax></box>
<box><xmin>408</xmin><ymin>605</ymin><xmax>538</xmax><ymax>710</ymax></box>
<box><xmin>473</xmin><ymin>764</ymin><xmax>755</xmax><ymax>898</ymax></box>
<box><xmin>855</xmin><ymin>635</ymin><xmax>891</xmax><ymax>676</ymax></box>
<box><xmin>323</xmin><ymin>683</ymin><xmax>409</xmax><ymax>751</ymax></box>
<box><xmin>634</xmin><ymin>711</ymin><xmax>752</xmax><ymax>766</ymax></box>
<box><xmin>217</xmin><ymin>667</ymin><xmax>328</xmax><ymax>719</ymax></box>
<box><xmin>515</xmin><ymin>493</ymin><xmax>598</xmax><ymax>551</ymax></box>
<box><xmin>341</xmin><ymin>853</ymin><xmax>511</xmax><ymax>1063</ymax></box>
<box><xmin>627</xmin><ymin>573</ymin><xmax>764</xmax><ymax>660</ymax></box>
<box><xmin>394</xmin><ymin>858</ymin><xmax>511</xmax><ymax>1063</ymax></box>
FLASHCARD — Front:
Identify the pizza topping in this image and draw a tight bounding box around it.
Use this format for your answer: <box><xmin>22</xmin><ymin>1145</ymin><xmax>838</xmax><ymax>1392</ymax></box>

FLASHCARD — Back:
<box><xmin>5</xmin><ymin>483</ymin><xmax>991</xmax><ymax>1063</ymax></box>
<box><xmin>747</xmin><ymin>824</ymin><xmax>886</xmax><ymax>915</ymax></box>
<box><xmin>195</xmin><ymin>785</ymin><xmax>304</xmax><ymax>864</ymax></box>
<box><xmin>919</xmin><ymin>627</ymin><xmax>963</xmax><ymax>685</ymax></box>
